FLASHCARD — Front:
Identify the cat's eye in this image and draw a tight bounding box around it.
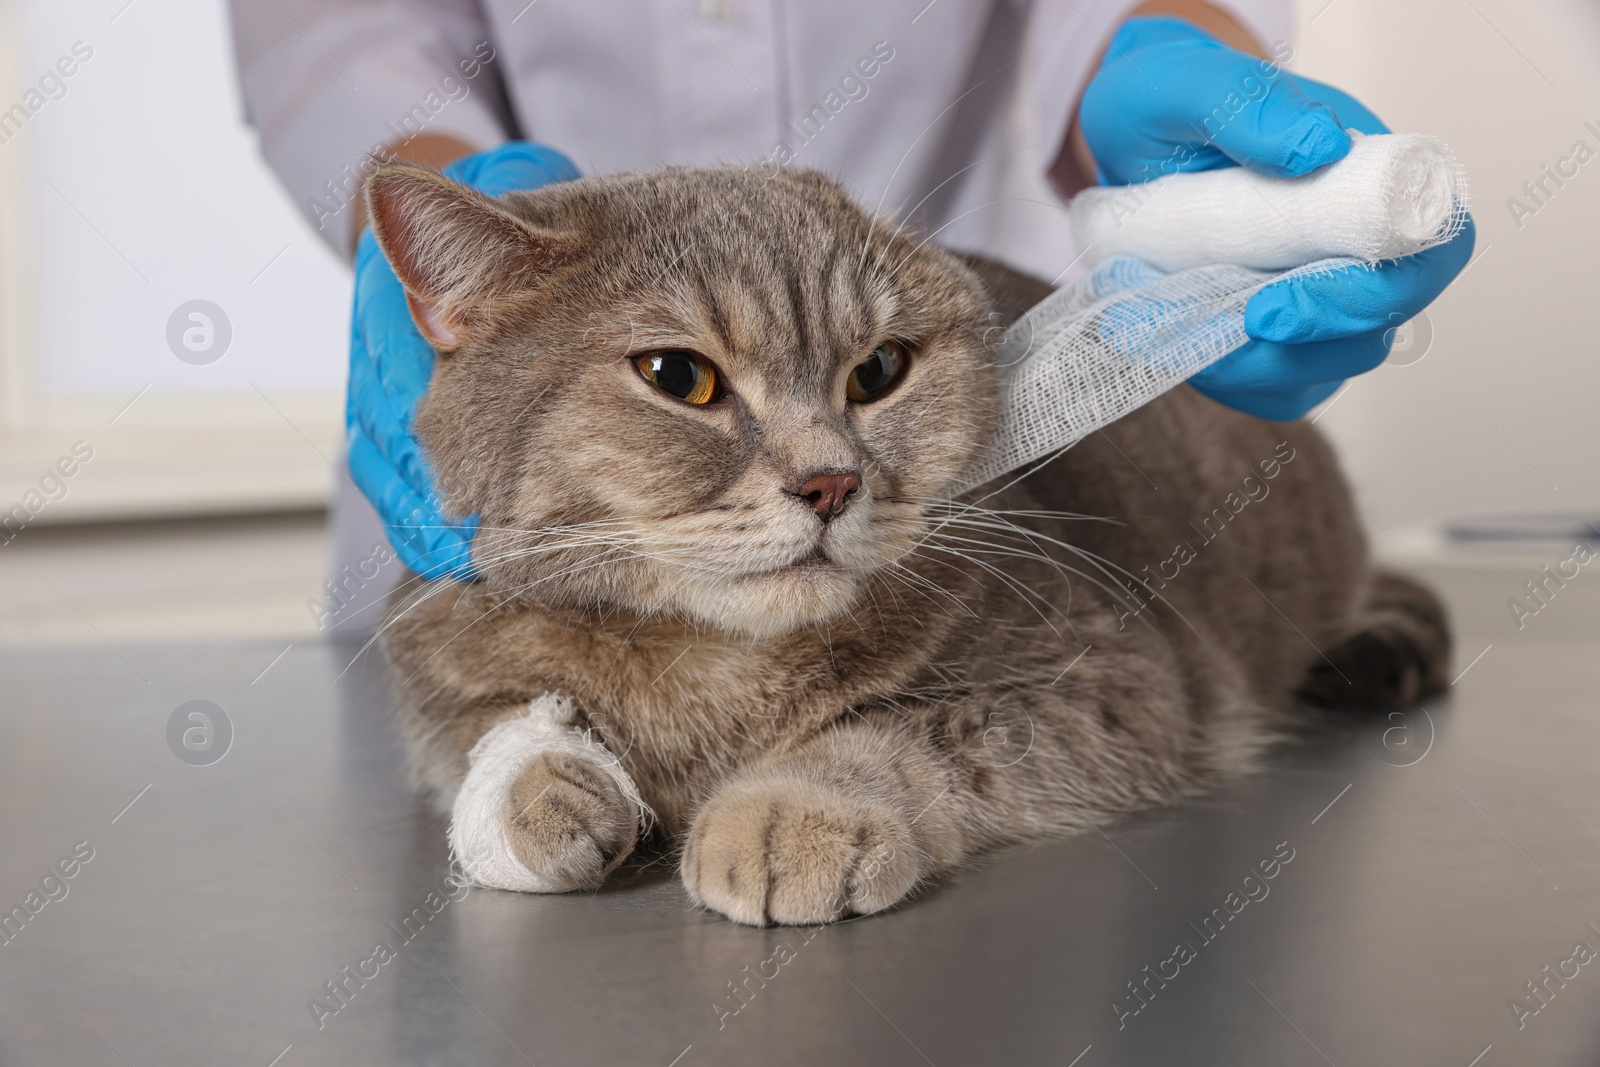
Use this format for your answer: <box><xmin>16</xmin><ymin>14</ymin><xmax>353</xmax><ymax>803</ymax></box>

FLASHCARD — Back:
<box><xmin>634</xmin><ymin>350</ymin><xmax>720</xmax><ymax>405</ymax></box>
<box><xmin>846</xmin><ymin>342</ymin><xmax>908</xmax><ymax>403</ymax></box>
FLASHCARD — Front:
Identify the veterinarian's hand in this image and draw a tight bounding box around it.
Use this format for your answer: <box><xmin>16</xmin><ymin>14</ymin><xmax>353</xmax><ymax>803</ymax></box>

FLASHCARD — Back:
<box><xmin>1080</xmin><ymin>15</ymin><xmax>1475</xmax><ymax>420</ymax></box>
<box><xmin>347</xmin><ymin>142</ymin><xmax>580</xmax><ymax>580</ymax></box>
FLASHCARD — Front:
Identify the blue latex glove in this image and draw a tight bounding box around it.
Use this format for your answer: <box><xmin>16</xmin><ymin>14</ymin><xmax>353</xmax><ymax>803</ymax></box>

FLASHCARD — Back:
<box><xmin>1079</xmin><ymin>16</ymin><xmax>1475</xmax><ymax>420</ymax></box>
<box><xmin>347</xmin><ymin>142</ymin><xmax>580</xmax><ymax>580</ymax></box>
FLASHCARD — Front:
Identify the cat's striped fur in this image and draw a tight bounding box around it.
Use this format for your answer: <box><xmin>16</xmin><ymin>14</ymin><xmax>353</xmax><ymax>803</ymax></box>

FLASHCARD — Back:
<box><xmin>368</xmin><ymin>162</ymin><xmax>1449</xmax><ymax>925</ymax></box>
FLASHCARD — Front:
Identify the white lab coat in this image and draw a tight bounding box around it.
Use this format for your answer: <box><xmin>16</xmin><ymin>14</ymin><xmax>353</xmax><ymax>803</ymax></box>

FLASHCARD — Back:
<box><xmin>228</xmin><ymin>0</ymin><xmax>1291</xmax><ymax>634</ymax></box>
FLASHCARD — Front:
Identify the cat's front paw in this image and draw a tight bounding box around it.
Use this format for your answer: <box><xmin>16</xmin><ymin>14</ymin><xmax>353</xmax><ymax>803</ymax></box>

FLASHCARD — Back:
<box><xmin>502</xmin><ymin>750</ymin><xmax>640</xmax><ymax>891</ymax></box>
<box><xmin>451</xmin><ymin>697</ymin><xmax>647</xmax><ymax>894</ymax></box>
<box><xmin>682</xmin><ymin>776</ymin><xmax>923</xmax><ymax>926</ymax></box>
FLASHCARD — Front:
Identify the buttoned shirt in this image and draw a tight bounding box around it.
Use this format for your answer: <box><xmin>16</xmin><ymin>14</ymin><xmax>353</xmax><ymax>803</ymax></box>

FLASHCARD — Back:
<box><xmin>230</xmin><ymin>0</ymin><xmax>1289</xmax><ymax>278</ymax></box>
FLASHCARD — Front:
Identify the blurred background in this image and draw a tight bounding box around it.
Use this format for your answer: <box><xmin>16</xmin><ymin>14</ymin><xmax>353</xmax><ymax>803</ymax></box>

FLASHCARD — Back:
<box><xmin>0</xmin><ymin>0</ymin><xmax>1595</xmax><ymax>645</ymax></box>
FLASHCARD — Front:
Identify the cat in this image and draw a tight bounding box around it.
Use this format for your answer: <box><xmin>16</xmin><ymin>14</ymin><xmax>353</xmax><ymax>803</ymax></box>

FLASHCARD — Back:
<box><xmin>365</xmin><ymin>160</ymin><xmax>1450</xmax><ymax>926</ymax></box>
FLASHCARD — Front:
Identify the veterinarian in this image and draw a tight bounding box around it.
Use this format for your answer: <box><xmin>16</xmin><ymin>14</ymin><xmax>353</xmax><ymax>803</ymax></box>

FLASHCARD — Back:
<box><xmin>228</xmin><ymin>0</ymin><xmax>1474</xmax><ymax>630</ymax></box>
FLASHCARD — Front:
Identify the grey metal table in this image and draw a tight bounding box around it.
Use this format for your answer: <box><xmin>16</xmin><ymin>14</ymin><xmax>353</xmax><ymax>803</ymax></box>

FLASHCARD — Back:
<box><xmin>2</xmin><ymin>565</ymin><xmax>1598</xmax><ymax>1066</ymax></box>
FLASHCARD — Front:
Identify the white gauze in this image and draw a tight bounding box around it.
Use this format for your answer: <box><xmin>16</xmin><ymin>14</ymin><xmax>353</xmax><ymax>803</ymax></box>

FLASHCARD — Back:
<box><xmin>955</xmin><ymin>133</ymin><xmax>1467</xmax><ymax>495</ymax></box>
<box><xmin>449</xmin><ymin>693</ymin><xmax>650</xmax><ymax>892</ymax></box>
<box><xmin>1069</xmin><ymin>132</ymin><xmax>1466</xmax><ymax>271</ymax></box>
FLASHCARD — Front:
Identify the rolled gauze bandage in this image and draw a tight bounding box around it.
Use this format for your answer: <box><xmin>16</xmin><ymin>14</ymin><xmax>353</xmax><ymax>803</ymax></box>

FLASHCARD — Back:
<box><xmin>1070</xmin><ymin>132</ymin><xmax>1466</xmax><ymax>271</ymax></box>
<box><xmin>951</xmin><ymin>131</ymin><xmax>1469</xmax><ymax>497</ymax></box>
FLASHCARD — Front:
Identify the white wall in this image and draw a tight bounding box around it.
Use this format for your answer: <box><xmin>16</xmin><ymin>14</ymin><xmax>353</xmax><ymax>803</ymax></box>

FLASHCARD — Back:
<box><xmin>15</xmin><ymin>0</ymin><xmax>347</xmax><ymax>397</ymax></box>
<box><xmin>0</xmin><ymin>0</ymin><xmax>346</xmax><ymax>524</ymax></box>
<box><xmin>1292</xmin><ymin>0</ymin><xmax>1600</xmax><ymax>535</ymax></box>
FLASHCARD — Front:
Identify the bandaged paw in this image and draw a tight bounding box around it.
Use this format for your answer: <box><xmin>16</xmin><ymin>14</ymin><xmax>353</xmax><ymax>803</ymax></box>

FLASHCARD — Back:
<box><xmin>449</xmin><ymin>694</ymin><xmax>650</xmax><ymax>892</ymax></box>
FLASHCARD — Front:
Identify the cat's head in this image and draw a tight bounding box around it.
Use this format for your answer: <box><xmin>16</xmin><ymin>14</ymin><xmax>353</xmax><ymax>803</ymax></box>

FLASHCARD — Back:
<box><xmin>368</xmin><ymin>162</ymin><xmax>998</xmax><ymax>639</ymax></box>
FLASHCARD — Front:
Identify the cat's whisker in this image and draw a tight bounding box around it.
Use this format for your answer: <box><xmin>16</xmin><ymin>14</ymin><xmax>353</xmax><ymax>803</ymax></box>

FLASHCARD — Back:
<box><xmin>923</xmin><ymin>509</ymin><xmax>1201</xmax><ymax>638</ymax></box>
<box><xmin>396</xmin><ymin>546</ymin><xmax>645</xmax><ymax>686</ymax></box>
<box><xmin>898</xmin><ymin>502</ymin><xmax>1077</xmax><ymax>588</ymax></box>
<box><xmin>361</xmin><ymin>574</ymin><xmax>484</xmax><ymax>665</ymax></box>
<box><xmin>891</xmin><ymin>496</ymin><xmax>1118</xmax><ymax>526</ymax></box>
<box><xmin>905</xmin><ymin>544</ymin><xmax>1066</xmax><ymax>640</ymax></box>
<box><xmin>471</xmin><ymin>536</ymin><xmax>643</xmax><ymax>570</ymax></box>
<box><xmin>923</xmin><ymin>519</ymin><xmax>1141</xmax><ymax>615</ymax></box>
<box><xmin>914</xmin><ymin>545</ymin><xmax>1065</xmax><ymax>630</ymax></box>
<box><xmin>908</xmin><ymin>508</ymin><xmax>1153</xmax><ymax>639</ymax></box>
<box><xmin>875</xmin><ymin>151</ymin><xmax>1003</xmax><ymax>266</ymax></box>
<box><xmin>920</xmin><ymin>531</ymin><xmax>1082</xmax><ymax>582</ymax></box>
<box><xmin>880</xmin><ymin>561</ymin><xmax>978</xmax><ymax>620</ymax></box>
<box><xmin>475</xmin><ymin>517</ymin><xmax>639</xmax><ymax>538</ymax></box>
<box><xmin>919</xmin><ymin>534</ymin><xmax>1096</xmax><ymax>631</ymax></box>
<box><xmin>363</xmin><ymin>531</ymin><xmax>650</xmax><ymax>659</ymax></box>
<box><xmin>857</xmin><ymin>61</ymin><xmax>1017</xmax><ymax>273</ymax></box>
<box><xmin>880</xmin><ymin>193</ymin><xmax>1075</xmax><ymax>287</ymax></box>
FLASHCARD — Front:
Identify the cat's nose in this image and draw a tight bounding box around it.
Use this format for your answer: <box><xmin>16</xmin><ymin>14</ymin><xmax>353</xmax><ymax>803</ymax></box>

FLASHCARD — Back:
<box><xmin>790</xmin><ymin>469</ymin><xmax>862</xmax><ymax>521</ymax></box>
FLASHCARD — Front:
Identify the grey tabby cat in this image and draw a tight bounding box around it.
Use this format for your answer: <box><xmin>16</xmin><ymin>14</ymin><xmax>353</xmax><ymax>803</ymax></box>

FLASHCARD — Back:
<box><xmin>367</xmin><ymin>160</ymin><xmax>1449</xmax><ymax>926</ymax></box>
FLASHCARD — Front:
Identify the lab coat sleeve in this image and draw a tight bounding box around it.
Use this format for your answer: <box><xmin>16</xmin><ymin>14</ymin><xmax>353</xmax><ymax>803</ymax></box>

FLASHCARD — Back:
<box><xmin>228</xmin><ymin>0</ymin><xmax>514</xmax><ymax>257</ymax></box>
<box><xmin>1020</xmin><ymin>0</ymin><xmax>1296</xmax><ymax>184</ymax></box>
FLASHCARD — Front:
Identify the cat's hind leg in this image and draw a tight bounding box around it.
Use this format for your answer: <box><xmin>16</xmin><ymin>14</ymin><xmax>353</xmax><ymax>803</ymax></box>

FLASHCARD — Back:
<box><xmin>1298</xmin><ymin>567</ymin><xmax>1452</xmax><ymax>708</ymax></box>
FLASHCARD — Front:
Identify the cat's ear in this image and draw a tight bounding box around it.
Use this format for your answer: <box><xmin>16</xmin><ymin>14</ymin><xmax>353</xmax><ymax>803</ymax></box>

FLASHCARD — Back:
<box><xmin>365</xmin><ymin>162</ymin><xmax>577</xmax><ymax>351</ymax></box>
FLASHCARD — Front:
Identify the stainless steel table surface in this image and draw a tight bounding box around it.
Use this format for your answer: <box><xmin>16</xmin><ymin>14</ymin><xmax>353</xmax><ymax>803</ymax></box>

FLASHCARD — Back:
<box><xmin>2</xmin><ymin>567</ymin><xmax>1598</xmax><ymax>1066</ymax></box>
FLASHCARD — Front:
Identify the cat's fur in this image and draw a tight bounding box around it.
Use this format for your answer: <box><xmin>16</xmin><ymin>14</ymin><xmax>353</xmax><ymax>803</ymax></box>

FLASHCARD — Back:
<box><xmin>367</xmin><ymin>162</ymin><xmax>1450</xmax><ymax>926</ymax></box>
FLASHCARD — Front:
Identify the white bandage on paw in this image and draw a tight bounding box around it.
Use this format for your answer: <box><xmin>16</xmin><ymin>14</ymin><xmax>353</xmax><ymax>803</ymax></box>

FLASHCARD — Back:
<box><xmin>448</xmin><ymin>693</ymin><xmax>650</xmax><ymax>892</ymax></box>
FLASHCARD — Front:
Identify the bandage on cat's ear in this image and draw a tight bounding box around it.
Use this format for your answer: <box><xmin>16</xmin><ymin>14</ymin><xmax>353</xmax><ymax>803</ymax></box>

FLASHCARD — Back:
<box><xmin>365</xmin><ymin>162</ymin><xmax>578</xmax><ymax>351</ymax></box>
